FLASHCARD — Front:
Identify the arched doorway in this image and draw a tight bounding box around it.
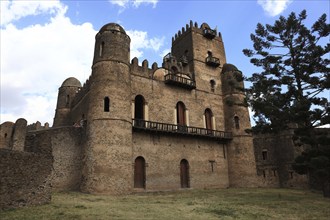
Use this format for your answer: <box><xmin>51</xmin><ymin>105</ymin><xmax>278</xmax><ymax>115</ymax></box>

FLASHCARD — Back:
<box><xmin>180</xmin><ymin>159</ymin><xmax>190</xmax><ymax>188</ymax></box>
<box><xmin>134</xmin><ymin>156</ymin><xmax>146</xmax><ymax>188</ymax></box>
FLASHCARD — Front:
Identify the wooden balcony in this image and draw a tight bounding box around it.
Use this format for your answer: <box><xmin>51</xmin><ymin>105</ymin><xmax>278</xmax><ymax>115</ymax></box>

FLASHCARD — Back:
<box><xmin>203</xmin><ymin>28</ymin><xmax>217</xmax><ymax>39</ymax></box>
<box><xmin>132</xmin><ymin>119</ymin><xmax>232</xmax><ymax>141</ymax></box>
<box><xmin>206</xmin><ymin>56</ymin><xmax>220</xmax><ymax>67</ymax></box>
<box><xmin>164</xmin><ymin>74</ymin><xmax>196</xmax><ymax>90</ymax></box>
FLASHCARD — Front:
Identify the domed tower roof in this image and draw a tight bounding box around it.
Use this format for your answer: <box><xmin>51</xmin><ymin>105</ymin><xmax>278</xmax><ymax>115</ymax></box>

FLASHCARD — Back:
<box><xmin>99</xmin><ymin>23</ymin><xmax>126</xmax><ymax>34</ymax></box>
<box><xmin>61</xmin><ymin>77</ymin><xmax>82</xmax><ymax>87</ymax></box>
<box><xmin>222</xmin><ymin>63</ymin><xmax>238</xmax><ymax>73</ymax></box>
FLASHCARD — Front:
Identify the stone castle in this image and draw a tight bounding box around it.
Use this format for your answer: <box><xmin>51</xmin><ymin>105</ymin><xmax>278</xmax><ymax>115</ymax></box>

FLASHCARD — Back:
<box><xmin>0</xmin><ymin>21</ymin><xmax>308</xmax><ymax>209</ymax></box>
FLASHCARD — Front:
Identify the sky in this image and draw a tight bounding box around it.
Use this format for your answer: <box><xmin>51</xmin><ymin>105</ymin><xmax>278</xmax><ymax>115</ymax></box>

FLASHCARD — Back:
<box><xmin>1</xmin><ymin>0</ymin><xmax>329</xmax><ymax>126</ymax></box>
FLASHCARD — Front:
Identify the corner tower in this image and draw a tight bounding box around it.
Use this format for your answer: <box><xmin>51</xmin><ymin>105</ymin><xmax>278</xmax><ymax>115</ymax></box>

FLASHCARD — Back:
<box><xmin>221</xmin><ymin>64</ymin><xmax>258</xmax><ymax>187</ymax></box>
<box><xmin>82</xmin><ymin>23</ymin><xmax>132</xmax><ymax>194</ymax></box>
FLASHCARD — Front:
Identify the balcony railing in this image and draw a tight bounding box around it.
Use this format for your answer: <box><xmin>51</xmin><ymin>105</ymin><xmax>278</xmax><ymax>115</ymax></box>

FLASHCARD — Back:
<box><xmin>203</xmin><ymin>28</ymin><xmax>217</xmax><ymax>39</ymax></box>
<box><xmin>164</xmin><ymin>74</ymin><xmax>196</xmax><ymax>90</ymax></box>
<box><xmin>132</xmin><ymin>119</ymin><xmax>232</xmax><ymax>141</ymax></box>
<box><xmin>206</xmin><ymin>56</ymin><xmax>220</xmax><ymax>67</ymax></box>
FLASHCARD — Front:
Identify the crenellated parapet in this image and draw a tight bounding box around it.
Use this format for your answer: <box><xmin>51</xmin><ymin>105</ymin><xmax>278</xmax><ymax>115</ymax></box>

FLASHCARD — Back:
<box><xmin>130</xmin><ymin>57</ymin><xmax>158</xmax><ymax>79</ymax></box>
<box><xmin>71</xmin><ymin>74</ymin><xmax>92</xmax><ymax>107</ymax></box>
<box><xmin>27</xmin><ymin>121</ymin><xmax>50</xmax><ymax>131</ymax></box>
<box><xmin>172</xmin><ymin>20</ymin><xmax>222</xmax><ymax>44</ymax></box>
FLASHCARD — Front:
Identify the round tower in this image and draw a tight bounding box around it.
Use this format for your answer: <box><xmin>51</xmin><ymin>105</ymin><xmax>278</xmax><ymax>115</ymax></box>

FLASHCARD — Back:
<box><xmin>53</xmin><ymin>77</ymin><xmax>81</xmax><ymax>127</ymax></box>
<box><xmin>82</xmin><ymin>23</ymin><xmax>133</xmax><ymax>194</ymax></box>
<box><xmin>221</xmin><ymin>63</ymin><xmax>258</xmax><ymax>187</ymax></box>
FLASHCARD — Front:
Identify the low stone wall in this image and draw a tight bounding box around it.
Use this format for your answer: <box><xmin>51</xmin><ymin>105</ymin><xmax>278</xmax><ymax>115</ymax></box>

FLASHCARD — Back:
<box><xmin>0</xmin><ymin>133</ymin><xmax>53</xmax><ymax>210</ymax></box>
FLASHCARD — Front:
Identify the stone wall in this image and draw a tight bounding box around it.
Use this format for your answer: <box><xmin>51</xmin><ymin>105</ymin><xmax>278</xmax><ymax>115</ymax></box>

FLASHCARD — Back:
<box><xmin>132</xmin><ymin>132</ymin><xmax>229</xmax><ymax>191</ymax></box>
<box><xmin>47</xmin><ymin>127</ymin><xmax>84</xmax><ymax>191</ymax></box>
<box><xmin>0</xmin><ymin>132</ymin><xmax>53</xmax><ymax>210</ymax></box>
<box><xmin>253</xmin><ymin>132</ymin><xmax>308</xmax><ymax>188</ymax></box>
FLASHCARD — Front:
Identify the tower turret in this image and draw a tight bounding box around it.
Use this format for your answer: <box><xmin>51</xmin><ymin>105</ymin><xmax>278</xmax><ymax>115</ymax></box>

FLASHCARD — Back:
<box><xmin>53</xmin><ymin>77</ymin><xmax>81</xmax><ymax>127</ymax></box>
<box><xmin>171</xmin><ymin>21</ymin><xmax>226</xmax><ymax>92</ymax></box>
<box><xmin>221</xmin><ymin>63</ymin><xmax>258</xmax><ymax>187</ymax></box>
<box><xmin>81</xmin><ymin>23</ymin><xmax>133</xmax><ymax>194</ymax></box>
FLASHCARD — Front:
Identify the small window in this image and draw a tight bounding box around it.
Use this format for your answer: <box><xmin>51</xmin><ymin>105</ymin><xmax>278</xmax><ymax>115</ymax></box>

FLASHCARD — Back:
<box><xmin>4</xmin><ymin>133</ymin><xmax>7</xmax><ymax>138</ymax></box>
<box><xmin>99</xmin><ymin>42</ymin><xmax>105</xmax><ymax>57</ymax></box>
<box><xmin>263</xmin><ymin>170</ymin><xmax>266</xmax><ymax>178</ymax></box>
<box><xmin>104</xmin><ymin>97</ymin><xmax>110</xmax><ymax>112</ymax></box>
<box><xmin>207</xmin><ymin>51</ymin><xmax>212</xmax><ymax>57</ymax></box>
<box><xmin>289</xmin><ymin>171</ymin><xmax>293</xmax><ymax>179</ymax></box>
<box><xmin>234</xmin><ymin>116</ymin><xmax>240</xmax><ymax>129</ymax></box>
<box><xmin>262</xmin><ymin>150</ymin><xmax>268</xmax><ymax>160</ymax></box>
<box><xmin>273</xmin><ymin>169</ymin><xmax>277</xmax><ymax>177</ymax></box>
<box><xmin>210</xmin><ymin>80</ymin><xmax>215</xmax><ymax>92</ymax></box>
<box><xmin>66</xmin><ymin>95</ymin><xmax>70</xmax><ymax>107</ymax></box>
<box><xmin>209</xmin><ymin>160</ymin><xmax>215</xmax><ymax>172</ymax></box>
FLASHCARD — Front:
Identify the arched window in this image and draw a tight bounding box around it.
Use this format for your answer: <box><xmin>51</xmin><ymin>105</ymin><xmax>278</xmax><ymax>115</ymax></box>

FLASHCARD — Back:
<box><xmin>180</xmin><ymin>159</ymin><xmax>190</xmax><ymax>188</ymax></box>
<box><xmin>99</xmin><ymin>41</ymin><xmax>104</xmax><ymax>57</ymax></box>
<box><xmin>176</xmin><ymin>102</ymin><xmax>186</xmax><ymax>131</ymax></box>
<box><xmin>134</xmin><ymin>156</ymin><xmax>146</xmax><ymax>188</ymax></box>
<box><xmin>104</xmin><ymin>97</ymin><xmax>110</xmax><ymax>112</ymax></box>
<box><xmin>134</xmin><ymin>95</ymin><xmax>145</xmax><ymax>127</ymax></box>
<box><xmin>234</xmin><ymin>116</ymin><xmax>240</xmax><ymax>129</ymax></box>
<box><xmin>205</xmin><ymin>108</ymin><xmax>213</xmax><ymax>131</ymax></box>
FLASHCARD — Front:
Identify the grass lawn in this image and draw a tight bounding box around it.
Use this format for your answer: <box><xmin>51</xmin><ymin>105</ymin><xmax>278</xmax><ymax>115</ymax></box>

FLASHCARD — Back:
<box><xmin>1</xmin><ymin>188</ymin><xmax>329</xmax><ymax>220</ymax></box>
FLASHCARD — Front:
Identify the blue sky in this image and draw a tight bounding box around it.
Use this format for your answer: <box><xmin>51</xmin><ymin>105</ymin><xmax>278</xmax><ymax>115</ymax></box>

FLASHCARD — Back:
<box><xmin>1</xmin><ymin>0</ymin><xmax>329</xmax><ymax>125</ymax></box>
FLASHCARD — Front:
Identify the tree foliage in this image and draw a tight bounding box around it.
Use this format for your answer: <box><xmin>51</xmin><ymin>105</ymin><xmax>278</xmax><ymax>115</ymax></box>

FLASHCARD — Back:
<box><xmin>243</xmin><ymin>10</ymin><xmax>330</xmax><ymax>196</ymax></box>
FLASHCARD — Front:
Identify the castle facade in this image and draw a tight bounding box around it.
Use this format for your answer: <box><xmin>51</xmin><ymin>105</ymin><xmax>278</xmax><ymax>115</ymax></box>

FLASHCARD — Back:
<box><xmin>52</xmin><ymin>21</ymin><xmax>258</xmax><ymax>194</ymax></box>
<box><xmin>1</xmin><ymin>22</ymin><xmax>308</xmax><ymax>206</ymax></box>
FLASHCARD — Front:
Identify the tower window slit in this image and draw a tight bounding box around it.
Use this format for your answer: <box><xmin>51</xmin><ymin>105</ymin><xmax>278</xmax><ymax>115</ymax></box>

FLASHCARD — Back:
<box><xmin>104</xmin><ymin>97</ymin><xmax>110</xmax><ymax>112</ymax></box>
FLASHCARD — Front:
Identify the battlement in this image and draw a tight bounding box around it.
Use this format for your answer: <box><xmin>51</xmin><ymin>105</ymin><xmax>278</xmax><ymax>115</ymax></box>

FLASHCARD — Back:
<box><xmin>71</xmin><ymin>75</ymin><xmax>92</xmax><ymax>107</ymax></box>
<box><xmin>172</xmin><ymin>20</ymin><xmax>223</xmax><ymax>43</ymax></box>
<box><xmin>130</xmin><ymin>57</ymin><xmax>158</xmax><ymax>79</ymax></box>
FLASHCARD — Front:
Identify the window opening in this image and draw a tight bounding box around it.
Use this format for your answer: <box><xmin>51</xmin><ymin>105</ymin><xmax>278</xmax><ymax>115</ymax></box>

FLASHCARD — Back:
<box><xmin>262</xmin><ymin>150</ymin><xmax>268</xmax><ymax>160</ymax></box>
<box><xmin>209</xmin><ymin>160</ymin><xmax>215</xmax><ymax>172</ymax></box>
<box><xmin>66</xmin><ymin>95</ymin><xmax>70</xmax><ymax>107</ymax></box>
<box><xmin>104</xmin><ymin>97</ymin><xmax>110</xmax><ymax>112</ymax></box>
<box><xmin>205</xmin><ymin>108</ymin><xmax>213</xmax><ymax>133</ymax></box>
<box><xmin>210</xmin><ymin>80</ymin><xmax>215</xmax><ymax>92</ymax></box>
<box><xmin>273</xmin><ymin>169</ymin><xmax>277</xmax><ymax>177</ymax></box>
<box><xmin>234</xmin><ymin>116</ymin><xmax>240</xmax><ymax>129</ymax></box>
<box><xmin>99</xmin><ymin>42</ymin><xmax>104</xmax><ymax>57</ymax></box>
<box><xmin>263</xmin><ymin>170</ymin><xmax>266</xmax><ymax>178</ymax></box>
<box><xmin>4</xmin><ymin>133</ymin><xmax>7</xmax><ymax>138</ymax></box>
<box><xmin>134</xmin><ymin>95</ymin><xmax>145</xmax><ymax>127</ymax></box>
<box><xmin>176</xmin><ymin>102</ymin><xmax>187</xmax><ymax>132</ymax></box>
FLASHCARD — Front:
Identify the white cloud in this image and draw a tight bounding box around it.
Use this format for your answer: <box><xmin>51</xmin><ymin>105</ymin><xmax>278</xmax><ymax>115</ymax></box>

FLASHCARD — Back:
<box><xmin>257</xmin><ymin>0</ymin><xmax>292</xmax><ymax>17</ymax></box>
<box><xmin>1</xmin><ymin>1</ymin><xmax>96</xmax><ymax>125</ymax></box>
<box><xmin>109</xmin><ymin>0</ymin><xmax>158</xmax><ymax>11</ymax></box>
<box><xmin>0</xmin><ymin>0</ymin><xmax>65</xmax><ymax>26</ymax></box>
<box><xmin>127</xmin><ymin>30</ymin><xmax>165</xmax><ymax>59</ymax></box>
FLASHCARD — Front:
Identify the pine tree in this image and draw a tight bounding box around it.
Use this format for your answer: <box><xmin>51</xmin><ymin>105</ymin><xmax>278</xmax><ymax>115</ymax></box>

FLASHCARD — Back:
<box><xmin>243</xmin><ymin>10</ymin><xmax>330</xmax><ymax>197</ymax></box>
